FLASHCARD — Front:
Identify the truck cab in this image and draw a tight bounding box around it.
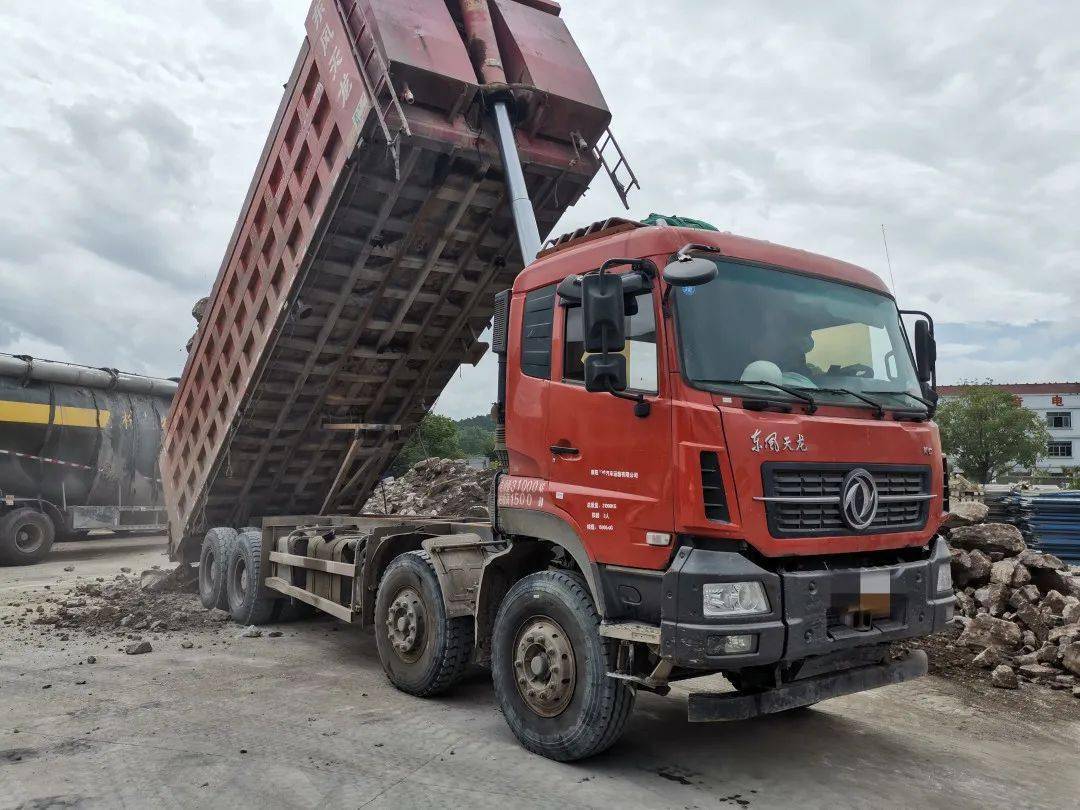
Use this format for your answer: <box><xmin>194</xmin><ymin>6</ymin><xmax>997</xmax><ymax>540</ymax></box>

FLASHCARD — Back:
<box><xmin>495</xmin><ymin>219</ymin><xmax>954</xmax><ymax>685</ymax></box>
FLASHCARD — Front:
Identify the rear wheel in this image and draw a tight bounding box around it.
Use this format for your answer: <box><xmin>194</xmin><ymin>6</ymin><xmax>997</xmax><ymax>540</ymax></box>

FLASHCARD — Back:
<box><xmin>225</xmin><ymin>528</ymin><xmax>280</xmax><ymax>625</ymax></box>
<box><xmin>491</xmin><ymin>570</ymin><xmax>635</xmax><ymax>761</ymax></box>
<box><xmin>0</xmin><ymin>508</ymin><xmax>55</xmax><ymax>566</ymax></box>
<box><xmin>198</xmin><ymin>527</ymin><xmax>236</xmax><ymax>610</ymax></box>
<box><xmin>374</xmin><ymin>550</ymin><xmax>473</xmax><ymax>697</ymax></box>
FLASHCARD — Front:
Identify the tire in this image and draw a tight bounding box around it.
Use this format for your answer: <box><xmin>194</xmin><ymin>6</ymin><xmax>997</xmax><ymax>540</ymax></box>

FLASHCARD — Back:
<box><xmin>0</xmin><ymin>508</ymin><xmax>56</xmax><ymax>566</ymax></box>
<box><xmin>374</xmin><ymin>550</ymin><xmax>473</xmax><ymax>697</ymax></box>
<box><xmin>491</xmin><ymin>570</ymin><xmax>635</xmax><ymax>761</ymax></box>
<box><xmin>225</xmin><ymin>528</ymin><xmax>280</xmax><ymax>625</ymax></box>
<box><xmin>198</xmin><ymin>527</ymin><xmax>236</xmax><ymax>610</ymax></box>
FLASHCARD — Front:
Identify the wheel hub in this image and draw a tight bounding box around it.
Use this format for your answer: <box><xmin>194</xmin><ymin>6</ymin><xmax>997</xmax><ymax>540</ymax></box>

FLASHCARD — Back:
<box><xmin>513</xmin><ymin>617</ymin><xmax>575</xmax><ymax>718</ymax></box>
<box><xmin>15</xmin><ymin>524</ymin><xmax>43</xmax><ymax>553</ymax></box>
<box><xmin>386</xmin><ymin>587</ymin><xmax>425</xmax><ymax>662</ymax></box>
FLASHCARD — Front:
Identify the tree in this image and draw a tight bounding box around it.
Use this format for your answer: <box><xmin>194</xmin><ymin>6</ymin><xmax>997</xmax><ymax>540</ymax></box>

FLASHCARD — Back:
<box><xmin>389</xmin><ymin>414</ymin><xmax>463</xmax><ymax>476</ymax></box>
<box><xmin>936</xmin><ymin>384</ymin><xmax>1050</xmax><ymax>484</ymax></box>
<box><xmin>458</xmin><ymin>423</ymin><xmax>496</xmax><ymax>460</ymax></box>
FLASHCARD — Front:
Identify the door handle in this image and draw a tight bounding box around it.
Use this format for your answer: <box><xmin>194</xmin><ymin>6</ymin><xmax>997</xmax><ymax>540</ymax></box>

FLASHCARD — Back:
<box><xmin>550</xmin><ymin>444</ymin><xmax>579</xmax><ymax>456</ymax></box>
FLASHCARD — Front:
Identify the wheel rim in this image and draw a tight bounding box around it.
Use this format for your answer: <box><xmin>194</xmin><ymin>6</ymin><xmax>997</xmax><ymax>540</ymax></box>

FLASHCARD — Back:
<box><xmin>15</xmin><ymin>522</ymin><xmax>45</xmax><ymax>554</ymax></box>
<box><xmin>200</xmin><ymin>548</ymin><xmax>216</xmax><ymax>593</ymax></box>
<box><xmin>513</xmin><ymin>616</ymin><xmax>576</xmax><ymax>718</ymax></box>
<box><xmin>385</xmin><ymin>586</ymin><xmax>426</xmax><ymax>663</ymax></box>
<box><xmin>232</xmin><ymin>557</ymin><xmax>248</xmax><ymax>604</ymax></box>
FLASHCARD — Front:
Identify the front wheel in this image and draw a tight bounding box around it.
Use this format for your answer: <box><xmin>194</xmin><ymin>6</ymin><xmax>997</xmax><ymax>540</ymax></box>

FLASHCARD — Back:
<box><xmin>491</xmin><ymin>570</ymin><xmax>635</xmax><ymax>761</ymax></box>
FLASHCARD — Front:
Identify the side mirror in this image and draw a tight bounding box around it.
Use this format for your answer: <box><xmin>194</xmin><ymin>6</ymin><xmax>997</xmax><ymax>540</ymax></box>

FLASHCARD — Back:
<box><xmin>585</xmin><ymin>353</ymin><xmax>627</xmax><ymax>393</ymax></box>
<box><xmin>663</xmin><ymin>256</ymin><xmax>718</xmax><ymax>287</ymax></box>
<box><xmin>581</xmin><ymin>272</ymin><xmax>625</xmax><ymax>353</ymax></box>
<box><xmin>914</xmin><ymin>319</ymin><xmax>936</xmax><ymax>384</ymax></box>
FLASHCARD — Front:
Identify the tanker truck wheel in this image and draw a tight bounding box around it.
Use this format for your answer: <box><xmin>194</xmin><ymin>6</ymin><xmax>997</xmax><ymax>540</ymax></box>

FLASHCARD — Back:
<box><xmin>374</xmin><ymin>550</ymin><xmax>473</xmax><ymax>697</ymax></box>
<box><xmin>225</xmin><ymin>528</ymin><xmax>281</xmax><ymax>625</ymax></box>
<box><xmin>198</xmin><ymin>527</ymin><xmax>237</xmax><ymax>610</ymax></box>
<box><xmin>0</xmin><ymin>508</ymin><xmax>56</xmax><ymax>566</ymax></box>
<box><xmin>491</xmin><ymin>570</ymin><xmax>635</xmax><ymax>761</ymax></box>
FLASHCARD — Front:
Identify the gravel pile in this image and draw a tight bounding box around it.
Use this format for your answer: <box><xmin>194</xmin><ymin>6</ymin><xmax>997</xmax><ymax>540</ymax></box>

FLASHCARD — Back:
<box><xmin>362</xmin><ymin>457</ymin><xmax>494</xmax><ymax>518</ymax></box>
<box><xmin>945</xmin><ymin>508</ymin><xmax>1080</xmax><ymax>696</ymax></box>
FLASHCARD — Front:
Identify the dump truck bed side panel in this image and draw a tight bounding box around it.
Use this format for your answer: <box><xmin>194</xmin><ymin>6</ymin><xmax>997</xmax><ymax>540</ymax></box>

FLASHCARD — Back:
<box><xmin>162</xmin><ymin>0</ymin><xmax>607</xmax><ymax>559</ymax></box>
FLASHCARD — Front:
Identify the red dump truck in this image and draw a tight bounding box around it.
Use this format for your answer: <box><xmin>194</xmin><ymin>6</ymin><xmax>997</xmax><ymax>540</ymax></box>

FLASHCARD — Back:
<box><xmin>163</xmin><ymin>0</ymin><xmax>954</xmax><ymax>761</ymax></box>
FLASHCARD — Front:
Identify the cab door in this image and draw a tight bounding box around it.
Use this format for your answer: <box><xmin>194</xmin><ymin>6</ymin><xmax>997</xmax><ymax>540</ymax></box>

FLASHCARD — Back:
<box><xmin>545</xmin><ymin>285</ymin><xmax>674</xmax><ymax>569</ymax></box>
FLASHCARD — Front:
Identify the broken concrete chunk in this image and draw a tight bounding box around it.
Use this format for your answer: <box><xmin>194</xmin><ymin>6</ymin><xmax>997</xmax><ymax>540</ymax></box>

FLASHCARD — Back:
<box><xmin>990</xmin><ymin>558</ymin><xmax>1031</xmax><ymax>588</ymax></box>
<box><xmin>972</xmin><ymin>647</ymin><xmax>1008</xmax><ymax>669</ymax></box>
<box><xmin>1048</xmin><ymin>624</ymin><xmax>1079</xmax><ymax>645</ymax></box>
<box><xmin>1063</xmin><ymin>642</ymin><xmax>1080</xmax><ymax>677</ymax></box>
<box><xmin>942</xmin><ymin>500</ymin><xmax>989</xmax><ymax>529</ymax></box>
<box><xmin>1018</xmin><ymin>549</ymin><xmax>1067</xmax><ymax>572</ymax></box>
<box><xmin>957</xmin><ymin>613</ymin><xmax>1022</xmax><ymax>651</ymax></box>
<box><xmin>990</xmin><ymin>664</ymin><xmax>1019</xmax><ymax>689</ymax></box>
<box><xmin>1012</xmin><ymin>602</ymin><xmax>1049</xmax><ymax>644</ymax></box>
<box><xmin>1040</xmin><ymin>590</ymin><xmax>1068</xmax><ymax>615</ymax></box>
<box><xmin>950</xmin><ymin>547</ymin><xmax>992</xmax><ymax>587</ymax></box>
<box><xmin>237</xmin><ymin>626</ymin><xmax>262</xmax><ymax>638</ymax></box>
<box><xmin>949</xmin><ymin>523</ymin><xmax>1026</xmax><ymax>556</ymax></box>
<box><xmin>1017</xmin><ymin>662</ymin><xmax>1057</xmax><ymax>680</ymax></box>
<box><xmin>974</xmin><ymin>583</ymin><xmax>1009</xmax><ymax>616</ymax></box>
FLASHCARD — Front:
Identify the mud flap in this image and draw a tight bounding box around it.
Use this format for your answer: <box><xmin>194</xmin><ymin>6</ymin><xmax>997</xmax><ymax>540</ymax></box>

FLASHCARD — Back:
<box><xmin>686</xmin><ymin>650</ymin><xmax>928</xmax><ymax>722</ymax></box>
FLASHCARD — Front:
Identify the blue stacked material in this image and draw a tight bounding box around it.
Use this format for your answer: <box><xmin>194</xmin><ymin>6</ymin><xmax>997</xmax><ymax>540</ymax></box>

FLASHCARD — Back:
<box><xmin>1020</xmin><ymin>490</ymin><xmax>1080</xmax><ymax>562</ymax></box>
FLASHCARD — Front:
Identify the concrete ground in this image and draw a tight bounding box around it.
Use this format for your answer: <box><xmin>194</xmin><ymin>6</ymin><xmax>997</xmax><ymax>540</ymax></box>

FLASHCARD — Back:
<box><xmin>1</xmin><ymin>535</ymin><xmax>1078</xmax><ymax>810</ymax></box>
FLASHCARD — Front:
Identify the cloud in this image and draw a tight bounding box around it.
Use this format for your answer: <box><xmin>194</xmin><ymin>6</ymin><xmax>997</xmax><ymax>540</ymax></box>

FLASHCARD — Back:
<box><xmin>0</xmin><ymin>1</ymin><xmax>1076</xmax><ymax>422</ymax></box>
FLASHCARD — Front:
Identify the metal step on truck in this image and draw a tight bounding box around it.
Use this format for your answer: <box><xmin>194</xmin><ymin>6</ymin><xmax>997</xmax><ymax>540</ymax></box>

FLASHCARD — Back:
<box><xmin>163</xmin><ymin>0</ymin><xmax>955</xmax><ymax>761</ymax></box>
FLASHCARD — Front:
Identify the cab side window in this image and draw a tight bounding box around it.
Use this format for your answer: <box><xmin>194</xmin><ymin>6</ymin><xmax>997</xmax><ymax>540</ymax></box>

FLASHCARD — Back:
<box><xmin>563</xmin><ymin>291</ymin><xmax>658</xmax><ymax>393</ymax></box>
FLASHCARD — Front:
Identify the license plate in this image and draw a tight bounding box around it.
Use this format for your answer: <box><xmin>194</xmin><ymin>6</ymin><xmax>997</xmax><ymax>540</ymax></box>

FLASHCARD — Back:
<box><xmin>859</xmin><ymin>570</ymin><xmax>891</xmax><ymax>617</ymax></box>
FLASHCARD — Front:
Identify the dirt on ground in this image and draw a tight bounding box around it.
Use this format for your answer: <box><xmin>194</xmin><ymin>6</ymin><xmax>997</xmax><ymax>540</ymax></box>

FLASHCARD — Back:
<box><xmin>1</xmin><ymin>563</ymin><xmax>231</xmax><ymax>654</ymax></box>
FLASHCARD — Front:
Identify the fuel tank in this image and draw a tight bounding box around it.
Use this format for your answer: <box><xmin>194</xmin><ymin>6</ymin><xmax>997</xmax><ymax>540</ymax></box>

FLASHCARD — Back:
<box><xmin>0</xmin><ymin>354</ymin><xmax>176</xmax><ymax>509</ymax></box>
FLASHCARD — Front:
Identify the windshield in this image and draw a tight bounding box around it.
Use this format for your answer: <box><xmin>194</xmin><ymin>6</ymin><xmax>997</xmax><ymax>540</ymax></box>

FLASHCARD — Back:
<box><xmin>674</xmin><ymin>258</ymin><xmax>924</xmax><ymax>410</ymax></box>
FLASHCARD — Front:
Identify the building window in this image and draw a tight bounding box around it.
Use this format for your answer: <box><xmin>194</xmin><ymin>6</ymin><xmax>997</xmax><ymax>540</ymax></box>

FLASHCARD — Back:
<box><xmin>563</xmin><ymin>291</ymin><xmax>658</xmax><ymax>393</ymax></box>
<box><xmin>1047</xmin><ymin>441</ymin><xmax>1073</xmax><ymax>458</ymax></box>
<box><xmin>1047</xmin><ymin>411</ymin><xmax>1072</xmax><ymax>429</ymax></box>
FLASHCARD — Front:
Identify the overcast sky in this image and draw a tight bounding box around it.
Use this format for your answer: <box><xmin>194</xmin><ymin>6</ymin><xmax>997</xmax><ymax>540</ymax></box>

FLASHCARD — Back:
<box><xmin>1</xmin><ymin>1</ymin><xmax>1077</xmax><ymax>420</ymax></box>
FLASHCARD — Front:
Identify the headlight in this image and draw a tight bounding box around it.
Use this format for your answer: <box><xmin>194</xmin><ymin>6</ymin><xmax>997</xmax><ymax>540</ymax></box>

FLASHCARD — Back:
<box><xmin>936</xmin><ymin>563</ymin><xmax>953</xmax><ymax>594</ymax></box>
<box><xmin>702</xmin><ymin>581</ymin><xmax>770</xmax><ymax>617</ymax></box>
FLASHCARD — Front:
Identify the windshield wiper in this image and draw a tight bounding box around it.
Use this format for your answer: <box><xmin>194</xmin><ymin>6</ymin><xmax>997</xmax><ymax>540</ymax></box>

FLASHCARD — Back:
<box><xmin>878</xmin><ymin>390</ymin><xmax>935</xmax><ymax>410</ymax></box>
<box><xmin>696</xmin><ymin>379</ymin><xmax>818</xmax><ymax>413</ymax></box>
<box><xmin>793</xmin><ymin>386</ymin><xmax>885</xmax><ymax>419</ymax></box>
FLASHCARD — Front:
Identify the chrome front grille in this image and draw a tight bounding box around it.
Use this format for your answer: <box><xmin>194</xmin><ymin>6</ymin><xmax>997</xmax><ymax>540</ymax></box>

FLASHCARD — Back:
<box><xmin>760</xmin><ymin>464</ymin><xmax>931</xmax><ymax>537</ymax></box>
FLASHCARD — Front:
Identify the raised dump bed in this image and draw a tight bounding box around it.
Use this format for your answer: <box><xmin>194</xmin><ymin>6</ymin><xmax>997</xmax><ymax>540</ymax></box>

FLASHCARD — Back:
<box><xmin>162</xmin><ymin>0</ymin><xmax>620</xmax><ymax>559</ymax></box>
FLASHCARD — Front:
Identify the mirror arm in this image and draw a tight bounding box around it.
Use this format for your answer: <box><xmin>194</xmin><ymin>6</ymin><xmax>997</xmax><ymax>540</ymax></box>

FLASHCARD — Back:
<box><xmin>675</xmin><ymin>243</ymin><xmax>724</xmax><ymax>260</ymax></box>
<box><xmin>605</xmin><ymin>382</ymin><xmax>651</xmax><ymax>418</ymax></box>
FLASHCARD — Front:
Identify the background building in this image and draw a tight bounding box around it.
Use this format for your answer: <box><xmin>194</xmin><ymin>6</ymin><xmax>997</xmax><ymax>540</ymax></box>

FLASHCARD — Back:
<box><xmin>938</xmin><ymin>383</ymin><xmax>1080</xmax><ymax>474</ymax></box>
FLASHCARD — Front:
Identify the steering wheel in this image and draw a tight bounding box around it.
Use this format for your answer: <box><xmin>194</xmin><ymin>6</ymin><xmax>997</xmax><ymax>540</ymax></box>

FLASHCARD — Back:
<box><xmin>828</xmin><ymin>363</ymin><xmax>874</xmax><ymax>378</ymax></box>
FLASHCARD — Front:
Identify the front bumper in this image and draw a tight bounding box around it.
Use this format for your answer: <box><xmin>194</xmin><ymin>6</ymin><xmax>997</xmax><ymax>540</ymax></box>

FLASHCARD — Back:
<box><xmin>659</xmin><ymin>536</ymin><xmax>954</xmax><ymax>670</ymax></box>
<box><xmin>687</xmin><ymin>650</ymin><xmax>928</xmax><ymax>721</ymax></box>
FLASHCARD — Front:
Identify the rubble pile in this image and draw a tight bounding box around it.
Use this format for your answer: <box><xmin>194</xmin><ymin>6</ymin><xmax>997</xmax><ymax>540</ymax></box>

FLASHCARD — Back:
<box><xmin>946</xmin><ymin>513</ymin><xmax>1080</xmax><ymax>696</ymax></box>
<box><xmin>5</xmin><ymin>565</ymin><xmax>227</xmax><ymax>640</ymax></box>
<box><xmin>362</xmin><ymin>458</ymin><xmax>494</xmax><ymax>518</ymax></box>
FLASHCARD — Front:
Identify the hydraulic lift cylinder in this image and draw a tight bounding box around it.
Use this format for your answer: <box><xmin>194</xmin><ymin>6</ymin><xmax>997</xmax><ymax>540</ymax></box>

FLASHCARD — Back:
<box><xmin>459</xmin><ymin>0</ymin><xmax>542</xmax><ymax>262</ymax></box>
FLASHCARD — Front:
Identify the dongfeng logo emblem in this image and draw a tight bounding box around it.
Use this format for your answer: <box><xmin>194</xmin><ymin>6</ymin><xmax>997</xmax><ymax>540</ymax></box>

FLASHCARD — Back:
<box><xmin>841</xmin><ymin>468</ymin><xmax>878</xmax><ymax>530</ymax></box>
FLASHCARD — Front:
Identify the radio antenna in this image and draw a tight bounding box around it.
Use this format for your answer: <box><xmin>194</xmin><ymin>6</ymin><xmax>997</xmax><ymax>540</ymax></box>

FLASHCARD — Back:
<box><xmin>880</xmin><ymin>224</ymin><xmax>898</xmax><ymax>294</ymax></box>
